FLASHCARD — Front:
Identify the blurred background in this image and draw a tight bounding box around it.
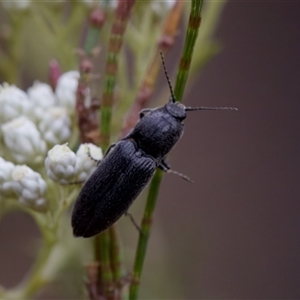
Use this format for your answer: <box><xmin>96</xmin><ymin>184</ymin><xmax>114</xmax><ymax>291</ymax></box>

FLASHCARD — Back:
<box><xmin>0</xmin><ymin>1</ymin><xmax>300</xmax><ymax>299</ymax></box>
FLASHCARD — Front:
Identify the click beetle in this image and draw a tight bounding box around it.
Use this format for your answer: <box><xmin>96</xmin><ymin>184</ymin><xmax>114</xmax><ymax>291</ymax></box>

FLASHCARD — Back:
<box><xmin>71</xmin><ymin>53</ymin><xmax>237</xmax><ymax>238</ymax></box>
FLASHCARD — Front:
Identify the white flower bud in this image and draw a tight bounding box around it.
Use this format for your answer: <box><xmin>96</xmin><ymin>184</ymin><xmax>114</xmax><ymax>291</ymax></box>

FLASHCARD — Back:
<box><xmin>55</xmin><ymin>71</ymin><xmax>79</xmax><ymax>114</ymax></box>
<box><xmin>11</xmin><ymin>165</ymin><xmax>47</xmax><ymax>212</ymax></box>
<box><xmin>45</xmin><ymin>144</ymin><xmax>77</xmax><ymax>184</ymax></box>
<box><xmin>75</xmin><ymin>144</ymin><xmax>103</xmax><ymax>182</ymax></box>
<box><xmin>0</xmin><ymin>157</ymin><xmax>15</xmax><ymax>196</ymax></box>
<box><xmin>1</xmin><ymin>117</ymin><xmax>47</xmax><ymax>164</ymax></box>
<box><xmin>39</xmin><ymin>107</ymin><xmax>71</xmax><ymax>146</ymax></box>
<box><xmin>27</xmin><ymin>81</ymin><xmax>56</xmax><ymax>121</ymax></box>
<box><xmin>0</xmin><ymin>83</ymin><xmax>32</xmax><ymax>124</ymax></box>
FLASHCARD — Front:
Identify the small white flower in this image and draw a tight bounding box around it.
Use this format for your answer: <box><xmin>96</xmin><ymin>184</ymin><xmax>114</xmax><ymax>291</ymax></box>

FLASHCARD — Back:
<box><xmin>1</xmin><ymin>117</ymin><xmax>47</xmax><ymax>164</ymax></box>
<box><xmin>0</xmin><ymin>83</ymin><xmax>32</xmax><ymax>124</ymax></box>
<box><xmin>75</xmin><ymin>143</ymin><xmax>103</xmax><ymax>182</ymax></box>
<box><xmin>45</xmin><ymin>144</ymin><xmax>77</xmax><ymax>184</ymax></box>
<box><xmin>11</xmin><ymin>165</ymin><xmax>47</xmax><ymax>212</ymax></box>
<box><xmin>39</xmin><ymin>107</ymin><xmax>71</xmax><ymax>146</ymax></box>
<box><xmin>0</xmin><ymin>157</ymin><xmax>15</xmax><ymax>196</ymax></box>
<box><xmin>55</xmin><ymin>71</ymin><xmax>79</xmax><ymax>114</ymax></box>
<box><xmin>27</xmin><ymin>81</ymin><xmax>57</xmax><ymax>121</ymax></box>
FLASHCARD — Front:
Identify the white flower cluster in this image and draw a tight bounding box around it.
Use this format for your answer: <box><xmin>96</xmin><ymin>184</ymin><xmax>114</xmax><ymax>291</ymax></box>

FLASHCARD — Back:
<box><xmin>0</xmin><ymin>71</ymin><xmax>82</xmax><ymax>212</ymax></box>
<box><xmin>0</xmin><ymin>157</ymin><xmax>47</xmax><ymax>212</ymax></box>
<box><xmin>0</xmin><ymin>142</ymin><xmax>102</xmax><ymax>212</ymax></box>
<box><xmin>45</xmin><ymin>143</ymin><xmax>103</xmax><ymax>185</ymax></box>
<box><xmin>0</xmin><ymin>71</ymin><xmax>79</xmax><ymax>164</ymax></box>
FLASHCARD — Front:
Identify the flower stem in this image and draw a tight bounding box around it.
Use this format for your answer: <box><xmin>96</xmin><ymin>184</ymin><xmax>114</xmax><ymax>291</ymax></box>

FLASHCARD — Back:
<box><xmin>2</xmin><ymin>213</ymin><xmax>57</xmax><ymax>299</ymax></box>
<box><xmin>129</xmin><ymin>169</ymin><xmax>163</xmax><ymax>300</ymax></box>
<box><xmin>174</xmin><ymin>0</ymin><xmax>204</xmax><ymax>102</ymax></box>
<box><xmin>120</xmin><ymin>0</ymin><xmax>185</xmax><ymax>138</ymax></box>
<box><xmin>95</xmin><ymin>1</ymin><xmax>136</xmax><ymax>298</ymax></box>
<box><xmin>129</xmin><ymin>1</ymin><xmax>204</xmax><ymax>299</ymax></box>
<box><xmin>100</xmin><ymin>0</ymin><xmax>136</xmax><ymax>150</ymax></box>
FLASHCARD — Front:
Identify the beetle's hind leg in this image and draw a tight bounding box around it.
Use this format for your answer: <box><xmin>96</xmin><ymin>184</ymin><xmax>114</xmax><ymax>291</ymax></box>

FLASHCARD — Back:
<box><xmin>158</xmin><ymin>159</ymin><xmax>194</xmax><ymax>183</ymax></box>
<box><xmin>125</xmin><ymin>211</ymin><xmax>143</xmax><ymax>234</ymax></box>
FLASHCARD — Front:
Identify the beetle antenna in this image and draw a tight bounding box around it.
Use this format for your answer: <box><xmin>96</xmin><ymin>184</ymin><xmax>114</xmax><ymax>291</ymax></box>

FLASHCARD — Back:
<box><xmin>185</xmin><ymin>106</ymin><xmax>238</xmax><ymax>111</ymax></box>
<box><xmin>159</xmin><ymin>50</ymin><xmax>176</xmax><ymax>103</ymax></box>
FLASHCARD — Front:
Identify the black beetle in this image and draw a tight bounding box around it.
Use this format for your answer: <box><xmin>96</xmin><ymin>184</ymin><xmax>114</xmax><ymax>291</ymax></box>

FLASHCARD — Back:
<box><xmin>71</xmin><ymin>54</ymin><xmax>237</xmax><ymax>238</ymax></box>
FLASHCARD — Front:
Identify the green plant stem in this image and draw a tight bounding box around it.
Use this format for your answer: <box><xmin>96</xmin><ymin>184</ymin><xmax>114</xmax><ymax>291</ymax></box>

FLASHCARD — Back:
<box><xmin>17</xmin><ymin>231</ymin><xmax>56</xmax><ymax>298</ymax></box>
<box><xmin>190</xmin><ymin>0</ymin><xmax>227</xmax><ymax>76</ymax></box>
<box><xmin>129</xmin><ymin>170</ymin><xmax>163</xmax><ymax>300</ymax></box>
<box><xmin>99</xmin><ymin>230</ymin><xmax>114</xmax><ymax>297</ymax></box>
<box><xmin>95</xmin><ymin>1</ymin><xmax>136</xmax><ymax>298</ymax></box>
<box><xmin>84</xmin><ymin>26</ymin><xmax>101</xmax><ymax>55</ymax></box>
<box><xmin>2</xmin><ymin>213</ymin><xmax>57</xmax><ymax>299</ymax></box>
<box><xmin>129</xmin><ymin>1</ymin><xmax>203</xmax><ymax>299</ymax></box>
<box><xmin>174</xmin><ymin>0</ymin><xmax>203</xmax><ymax>102</ymax></box>
<box><xmin>109</xmin><ymin>226</ymin><xmax>123</xmax><ymax>282</ymax></box>
<box><xmin>0</xmin><ymin>185</ymin><xmax>79</xmax><ymax>300</ymax></box>
<box><xmin>100</xmin><ymin>0</ymin><xmax>136</xmax><ymax>149</ymax></box>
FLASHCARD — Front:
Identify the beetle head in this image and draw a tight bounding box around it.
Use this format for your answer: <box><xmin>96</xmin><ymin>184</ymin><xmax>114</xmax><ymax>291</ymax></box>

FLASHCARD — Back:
<box><xmin>159</xmin><ymin>51</ymin><xmax>238</xmax><ymax>116</ymax></box>
<box><xmin>165</xmin><ymin>101</ymin><xmax>186</xmax><ymax>121</ymax></box>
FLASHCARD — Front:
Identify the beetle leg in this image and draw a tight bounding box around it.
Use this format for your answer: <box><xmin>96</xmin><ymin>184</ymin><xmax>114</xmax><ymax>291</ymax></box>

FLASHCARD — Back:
<box><xmin>158</xmin><ymin>159</ymin><xmax>194</xmax><ymax>183</ymax></box>
<box><xmin>125</xmin><ymin>211</ymin><xmax>143</xmax><ymax>234</ymax></box>
<box><xmin>87</xmin><ymin>143</ymin><xmax>116</xmax><ymax>165</ymax></box>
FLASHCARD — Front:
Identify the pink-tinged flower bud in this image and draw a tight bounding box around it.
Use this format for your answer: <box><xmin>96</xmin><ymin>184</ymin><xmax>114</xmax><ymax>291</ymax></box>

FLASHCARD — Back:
<box><xmin>45</xmin><ymin>144</ymin><xmax>77</xmax><ymax>185</ymax></box>
<box><xmin>11</xmin><ymin>165</ymin><xmax>47</xmax><ymax>212</ymax></box>
<box><xmin>90</xmin><ymin>7</ymin><xmax>105</xmax><ymax>28</ymax></box>
<box><xmin>1</xmin><ymin>117</ymin><xmax>47</xmax><ymax>164</ymax></box>
<box><xmin>55</xmin><ymin>71</ymin><xmax>79</xmax><ymax>114</ymax></box>
<box><xmin>49</xmin><ymin>59</ymin><xmax>62</xmax><ymax>90</ymax></box>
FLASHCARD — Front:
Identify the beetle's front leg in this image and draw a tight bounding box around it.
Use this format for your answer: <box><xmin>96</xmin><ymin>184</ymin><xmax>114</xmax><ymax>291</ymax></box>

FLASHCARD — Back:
<box><xmin>87</xmin><ymin>143</ymin><xmax>116</xmax><ymax>165</ymax></box>
<box><xmin>158</xmin><ymin>159</ymin><xmax>194</xmax><ymax>183</ymax></box>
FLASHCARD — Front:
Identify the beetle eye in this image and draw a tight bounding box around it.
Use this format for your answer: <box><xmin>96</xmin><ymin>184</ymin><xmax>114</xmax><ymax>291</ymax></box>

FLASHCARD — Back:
<box><xmin>177</xmin><ymin>116</ymin><xmax>185</xmax><ymax>122</ymax></box>
<box><xmin>139</xmin><ymin>109</ymin><xmax>151</xmax><ymax>119</ymax></box>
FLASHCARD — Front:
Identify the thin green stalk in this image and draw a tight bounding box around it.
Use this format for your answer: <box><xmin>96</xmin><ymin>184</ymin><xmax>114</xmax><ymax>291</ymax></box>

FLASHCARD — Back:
<box><xmin>130</xmin><ymin>1</ymin><xmax>204</xmax><ymax>299</ymax></box>
<box><xmin>174</xmin><ymin>0</ymin><xmax>203</xmax><ymax>102</ymax></box>
<box><xmin>96</xmin><ymin>1</ymin><xmax>135</xmax><ymax>298</ymax></box>
<box><xmin>100</xmin><ymin>0</ymin><xmax>136</xmax><ymax>149</ymax></box>
<box><xmin>98</xmin><ymin>230</ymin><xmax>114</xmax><ymax>298</ymax></box>
<box><xmin>129</xmin><ymin>170</ymin><xmax>163</xmax><ymax>300</ymax></box>
<box><xmin>109</xmin><ymin>226</ymin><xmax>123</xmax><ymax>282</ymax></box>
<box><xmin>2</xmin><ymin>212</ymin><xmax>57</xmax><ymax>299</ymax></box>
<box><xmin>84</xmin><ymin>25</ymin><xmax>101</xmax><ymax>55</ymax></box>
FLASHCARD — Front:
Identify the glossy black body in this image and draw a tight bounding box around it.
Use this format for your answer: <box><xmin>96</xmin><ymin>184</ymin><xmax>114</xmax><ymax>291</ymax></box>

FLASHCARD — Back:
<box><xmin>72</xmin><ymin>101</ymin><xmax>187</xmax><ymax>237</ymax></box>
